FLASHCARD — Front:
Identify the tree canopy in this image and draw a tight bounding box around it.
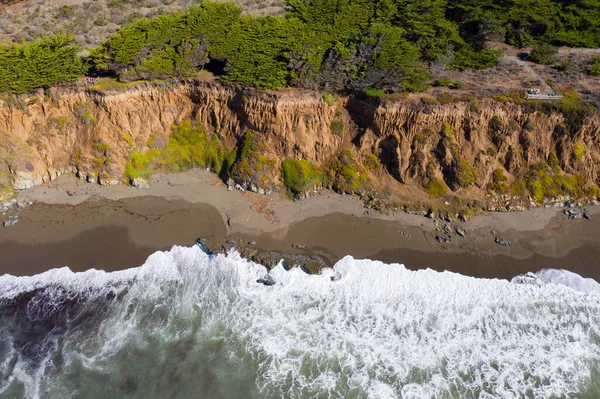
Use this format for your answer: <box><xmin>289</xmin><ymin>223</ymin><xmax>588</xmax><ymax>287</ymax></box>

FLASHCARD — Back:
<box><xmin>2</xmin><ymin>0</ymin><xmax>600</xmax><ymax>93</ymax></box>
<box><xmin>0</xmin><ymin>34</ymin><xmax>84</xmax><ymax>93</ymax></box>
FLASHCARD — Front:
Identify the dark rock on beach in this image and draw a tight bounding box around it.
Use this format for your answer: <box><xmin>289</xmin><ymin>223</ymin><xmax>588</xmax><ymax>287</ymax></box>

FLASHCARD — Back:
<box><xmin>196</xmin><ymin>237</ymin><xmax>330</xmax><ymax>275</ymax></box>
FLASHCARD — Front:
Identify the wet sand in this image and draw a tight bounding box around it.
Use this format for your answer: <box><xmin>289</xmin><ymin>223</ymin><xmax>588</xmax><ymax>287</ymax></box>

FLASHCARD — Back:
<box><xmin>1</xmin><ymin>180</ymin><xmax>599</xmax><ymax>280</ymax></box>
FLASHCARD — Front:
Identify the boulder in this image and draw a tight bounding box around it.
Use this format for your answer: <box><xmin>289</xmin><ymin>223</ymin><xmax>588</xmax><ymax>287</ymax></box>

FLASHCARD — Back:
<box><xmin>130</xmin><ymin>178</ymin><xmax>149</xmax><ymax>189</ymax></box>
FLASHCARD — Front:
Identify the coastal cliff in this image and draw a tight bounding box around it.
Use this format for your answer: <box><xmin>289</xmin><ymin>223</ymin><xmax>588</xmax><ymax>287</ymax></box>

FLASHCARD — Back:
<box><xmin>1</xmin><ymin>79</ymin><xmax>599</xmax><ymax>212</ymax></box>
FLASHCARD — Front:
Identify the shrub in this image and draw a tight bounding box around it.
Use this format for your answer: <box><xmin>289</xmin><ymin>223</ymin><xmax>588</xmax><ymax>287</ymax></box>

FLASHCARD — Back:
<box><xmin>420</xmin><ymin>96</ymin><xmax>437</xmax><ymax>104</ymax></box>
<box><xmin>487</xmin><ymin>168</ymin><xmax>508</xmax><ymax>194</ymax></box>
<box><xmin>456</xmin><ymin>158</ymin><xmax>478</xmax><ymax>188</ymax></box>
<box><xmin>323</xmin><ymin>93</ymin><xmax>335</xmax><ymax>106</ymax></box>
<box><xmin>227</xmin><ymin>132</ymin><xmax>275</xmax><ymax>187</ymax></box>
<box><xmin>436</xmin><ymin>93</ymin><xmax>454</xmax><ymax>104</ymax></box>
<box><xmin>494</xmin><ymin>90</ymin><xmax>524</xmax><ymax>103</ymax></box>
<box><xmin>0</xmin><ymin>34</ymin><xmax>84</xmax><ymax>93</ymax></box>
<box><xmin>441</xmin><ymin>122</ymin><xmax>454</xmax><ymax>138</ymax></box>
<box><xmin>364</xmin><ymin>154</ymin><xmax>381</xmax><ymax>170</ymax></box>
<box><xmin>125</xmin><ymin>150</ymin><xmax>157</xmax><ymax>180</ymax></box>
<box><xmin>587</xmin><ymin>185</ymin><xmax>600</xmax><ymax>198</ymax></box>
<box><xmin>589</xmin><ymin>57</ymin><xmax>600</xmax><ymax>76</ymax></box>
<box><xmin>433</xmin><ymin>77</ymin><xmax>464</xmax><ymax>89</ymax></box>
<box><xmin>125</xmin><ymin>120</ymin><xmax>229</xmax><ymax>181</ymax></box>
<box><xmin>527</xmin><ymin>43</ymin><xmax>558</xmax><ymax>65</ymax></box>
<box><xmin>122</xmin><ymin>134</ymin><xmax>134</xmax><ymax>147</ymax></box>
<box><xmin>281</xmin><ymin>158</ymin><xmax>323</xmax><ymax>195</ymax></box>
<box><xmin>523</xmin><ymin>161</ymin><xmax>586</xmax><ymax>202</ymax></box>
<box><xmin>573</xmin><ymin>144</ymin><xmax>585</xmax><ymax>159</ymax></box>
<box><xmin>547</xmin><ymin>152</ymin><xmax>560</xmax><ymax>170</ymax></box>
<box><xmin>330</xmin><ymin>120</ymin><xmax>344</xmax><ymax>136</ymax></box>
<box><xmin>330</xmin><ymin>150</ymin><xmax>367</xmax><ymax>193</ymax></box>
<box><xmin>426</xmin><ymin>178</ymin><xmax>447</xmax><ymax>198</ymax></box>
<box><xmin>510</xmin><ymin>181</ymin><xmax>527</xmax><ymax>196</ymax></box>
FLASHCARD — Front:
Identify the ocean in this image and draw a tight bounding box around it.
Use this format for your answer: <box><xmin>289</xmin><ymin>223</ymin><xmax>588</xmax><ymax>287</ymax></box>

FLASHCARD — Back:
<box><xmin>0</xmin><ymin>245</ymin><xmax>599</xmax><ymax>398</ymax></box>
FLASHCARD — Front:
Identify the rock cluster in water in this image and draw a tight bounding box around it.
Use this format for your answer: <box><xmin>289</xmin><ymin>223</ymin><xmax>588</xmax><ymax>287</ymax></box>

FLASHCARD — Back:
<box><xmin>196</xmin><ymin>237</ymin><xmax>330</xmax><ymax>275</ymax></box>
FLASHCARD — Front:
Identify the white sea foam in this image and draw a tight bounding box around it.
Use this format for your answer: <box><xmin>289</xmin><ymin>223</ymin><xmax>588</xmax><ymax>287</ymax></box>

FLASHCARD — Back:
<box><xmin>1</xmin><ymin>246</ymin><xmax>599</xmax><ymax>398</ymax></box>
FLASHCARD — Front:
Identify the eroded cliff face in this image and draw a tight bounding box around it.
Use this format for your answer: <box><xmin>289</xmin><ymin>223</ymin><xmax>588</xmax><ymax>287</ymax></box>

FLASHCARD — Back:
<box><xmin>1</xmin><ymin>79</ymin><xmax>599</xmax><ymax>209</ymax></box>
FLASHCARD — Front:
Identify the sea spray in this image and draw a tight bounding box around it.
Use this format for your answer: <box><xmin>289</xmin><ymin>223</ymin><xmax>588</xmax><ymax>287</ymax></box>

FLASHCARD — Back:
<box><xmin>0</xmin><ymin>246</ymin><xmax>599</xmax><ymax>398</ymax></box>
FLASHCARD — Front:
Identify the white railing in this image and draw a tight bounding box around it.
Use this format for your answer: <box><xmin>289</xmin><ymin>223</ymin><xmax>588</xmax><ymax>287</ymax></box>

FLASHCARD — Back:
<box><xmin>525</xmin><ymin>94</ymin><xmax>563</xmax><ymax>101</ymax></box>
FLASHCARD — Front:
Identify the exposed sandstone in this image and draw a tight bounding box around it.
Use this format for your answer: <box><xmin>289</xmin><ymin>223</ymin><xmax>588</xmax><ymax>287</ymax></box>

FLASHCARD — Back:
<box><xmin>0</xmin><ymin>79</ymin><xmax>599</xmax><ymax>209</ymax></box>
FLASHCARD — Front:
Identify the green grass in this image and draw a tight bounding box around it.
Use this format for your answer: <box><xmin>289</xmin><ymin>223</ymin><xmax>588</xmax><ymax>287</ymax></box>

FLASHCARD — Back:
<box><xmin>88</xmin><ymin>78</ymin><xmax>142</xmax><ymax>91</ymax></box>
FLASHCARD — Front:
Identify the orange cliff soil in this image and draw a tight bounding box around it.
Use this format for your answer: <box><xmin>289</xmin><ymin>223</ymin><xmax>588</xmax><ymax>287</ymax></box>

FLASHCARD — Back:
<box><xmin>1</xmin><ymin>78</ymin><xmax>599</xmax><ymax>211</ymax></box>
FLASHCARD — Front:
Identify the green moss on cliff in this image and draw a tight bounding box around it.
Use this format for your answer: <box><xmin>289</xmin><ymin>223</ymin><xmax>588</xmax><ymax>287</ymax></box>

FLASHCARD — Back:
<box><xmin>281</xmin><ymin>158</ymin><xmax>324</xmax><ymax>196</ymax></box>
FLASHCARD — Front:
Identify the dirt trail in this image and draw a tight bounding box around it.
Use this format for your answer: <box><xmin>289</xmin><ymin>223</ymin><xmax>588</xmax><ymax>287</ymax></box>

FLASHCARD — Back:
<box><xmin>503</xmin><ymin>55</ymin><xmax>556</xmax><ymax>95</ymax></box>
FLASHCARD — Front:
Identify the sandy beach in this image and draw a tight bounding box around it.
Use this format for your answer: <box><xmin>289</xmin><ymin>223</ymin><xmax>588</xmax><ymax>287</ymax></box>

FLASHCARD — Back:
<box><xmin>1</xmin><ymin>169</ymin><xmax>599</xmax><ymax>279</ymax></box>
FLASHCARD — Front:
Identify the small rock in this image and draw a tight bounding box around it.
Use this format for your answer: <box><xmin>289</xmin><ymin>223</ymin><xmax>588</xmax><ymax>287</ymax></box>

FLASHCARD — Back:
<box><xmin>248</xmin><ymin>241</ymin><xmax>256</xmax><ymax>245</ymax></box>
<box><xmin>257</xmin><ymin>274</ymin><xmax>276</xmax><ymax>286</ymax></box>
<box><xmin>3</xmin><ymin>219</ymin><xmax>18</xmax><ymax>228</ymax></box>
<box><xmin>397</xmin><ymin>231</ymin><xmax>411</xmax><ymax>238</ymax></box>
<box><xmin>443</xmin><ymin>224</ymin><xmax>452</xmax><ymax>235</ymax></box>
<box><xmin>226</xmin><ymin>239</ymin><xmax>237</xmax><ymax>244</ymax></box>
<box><xmin>494</xmin><ymin>236</ymin><xmax>511</xmax><ymax>247</ymax></box>
<box><xmin>454</xmin><ymin>226</ymin><xmax>467</xmax><ymax>237</ymax></box>
<box><xmin>435</xmin><ymin>235</ymin><xmax>451</xmax><ymax>244</ymax></box>
<box><xmin>292</xmin><ymin>243</ymin><xmax>306</xmax><ymax>249</ymax></box>
<box><xmin>583</xmin><ymin>213</ymin><xmax>592</xmax><ymax>220</ymax></box>
<box><xmin>131</xmin><ymin>178</ymin><xmax>149</xmax><ymax>189</ymax></box>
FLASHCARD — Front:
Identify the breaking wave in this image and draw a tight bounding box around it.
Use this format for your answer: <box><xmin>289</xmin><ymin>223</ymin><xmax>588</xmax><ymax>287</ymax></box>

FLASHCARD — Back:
<box><xmin>0</xmin><ymin>246</ymin><xmax>599</xmax><ymax>398</ymax></box>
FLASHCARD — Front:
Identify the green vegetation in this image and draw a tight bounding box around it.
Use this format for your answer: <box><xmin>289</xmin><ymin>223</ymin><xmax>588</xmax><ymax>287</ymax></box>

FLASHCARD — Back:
<box><xmin>125</xmin><ymin>150</ymin><xmax>157</xmax><ymax>180</ymax></box>
<box><xmin>573</xmin><ymin>143</ymin><xmax>586</xmax><ymax>159</ymax></box>
<box><xmin>330</xmin><ymin>120</ymin><xmax>344</xmax><ymax>136</ymax></box>
<box><xmin>426</xmin><ymin>178</ymin><xmax>448</xmax><ymax>198</ymax></box>
<box><xmin>88</xmin><ymin>78</ymin><xmax>143</xmax><ymax>91</ymax></box>
<box><xmin>487</xmin><ymin>168</ymin><xmax>508</xmax><ymax>194</ymax></box>
<box><xmin>5</xmin><ymin>0</ymin><xmax>600</xmax><ymax>94</ymax></box>
<box><xmin>323</xmin><ymin>93</ymin><xmax>335</xmax><ymax>107</ymax></box>
<box><xmin>157</xmin><ymin>121</ymin><xmax>229</xmax><ymax>173</ymax></box>
<box><xmin>442</xmin><ymin>122</ymin><xmax>454</xmax><ymax>138</ymax></box>
<box><xmin>122</xmin><ymin>134</ymin><xmax>134</xmax><ymax>147</ymax></box>
<box><xmin>523</xmin><ymin>161</ymin><xmax>585</xmax><ymax>202</ymax></box>
<box><xmin>364</xmin><ymin>154</ymin><xmax>381</xmax><ymax>170</ymax></box>
<box><xmin>456</xmin><ymin>158</ymin><xmax>478</xmax><ymax>188</ymax></box>
<box><xmin>74</xmin><ymin>104</ymin><xmax>97</xmax><ymax>125</ymax></box>
<box><xmin>527</xmin><ymin>43</ymin><xmax>558</xmax><ymax>65</ymax></box>
<box><xmin>227</xmin><ymin>132</ymin><xmax>276</xmax><ymax>188</ymax></box>
<box><xmin>587</xmin><ymin>185</ymin><xmax>600</xmax><ymax>198</ymax></box>
<box><xmin>589</xmin><ymin>57</ymin><xmax>600</xmax><ymax>76</ymax></box>
<box><xmin>0</xmin><ymin>34</ymin><xmax>84</xmax><ymax>93</ymax></box>
<box><xmin>447</xmin><ymin>0</ymin><xmax>600</xmax><ymax>48</ymax></box>
<box><xmin>281</xmin><ymin>158</ymin><xmax>323</xmax><ymax>196</ymax></box>
<box><xmin>125</xmin><ymin>120</ymin><xmax>228</xmax><ymax>181</ymax></box>
<box><xmin>330</xmin><ymin>150</ymin><xmax>368</xmax><ymax>193</ymax></box>
<box><xmin>433</xmin><ymin>77</ymin><xmax>464</xmax><ymax>89</ymax></box>
<box><xmin>510</xmin><ymin>180</ymin><xmax>527</xmax><ymax>196</ymax></box>
<box><xmin>494</xmin><ymin>90</ymin><xmax>524</xmax><ymax>103</ymax></box>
